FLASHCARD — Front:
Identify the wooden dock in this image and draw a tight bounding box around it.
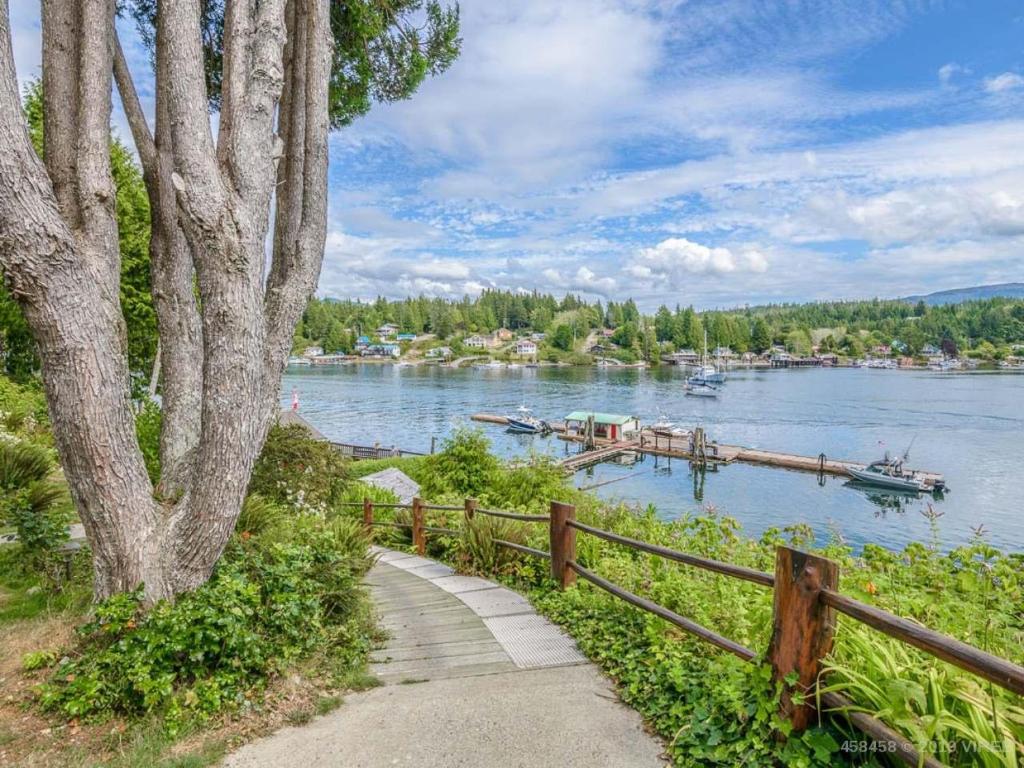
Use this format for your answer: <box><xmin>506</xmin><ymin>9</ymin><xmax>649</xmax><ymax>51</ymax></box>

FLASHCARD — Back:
<box><xmin>559</xmin><ymin>441</ymin><xmax>639</xmax><ymax>472</ymax></box>
<box><xmin>470</xmin><ymin>413</ymin><xmax>945</xmax><ymax>489</ymax></box>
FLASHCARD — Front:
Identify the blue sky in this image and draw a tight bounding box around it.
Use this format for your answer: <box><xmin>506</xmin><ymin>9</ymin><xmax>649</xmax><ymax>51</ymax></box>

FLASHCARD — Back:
<box><xmin>9</xmin><ymin>1</ymin><xmax>1024</xmax><ymax>310</ymax></box>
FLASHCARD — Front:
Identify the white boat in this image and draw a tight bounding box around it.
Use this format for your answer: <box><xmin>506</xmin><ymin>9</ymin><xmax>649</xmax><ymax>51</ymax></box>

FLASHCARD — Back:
<box><xmin>847</xmin><ymin>458</ymin><xmax>929</xmax><ymax>492</ymax></box>
<box><xmin>287</xmin><ymin>356</ymin><xmax>312</xmax><ymax>366</ymax></box>
<box><xmin>684</xmin><ymin>382</ymin><xmax>719</xmax><ymax>398</ymax></box>
<box><xmin>506</xmin><ymin>406</ymin><xmax>549</xmax><ymax>434</ymax></box>
<box><xmin>688</xmin><ymin>330</ymin><xmax>726</xmax><ymax>384</ymax></box>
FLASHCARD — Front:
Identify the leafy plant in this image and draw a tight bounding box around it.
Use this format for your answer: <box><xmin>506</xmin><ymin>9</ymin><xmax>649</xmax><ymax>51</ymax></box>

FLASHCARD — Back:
<box><xmin>0</xmin><ymin>438</ymin><xmax>52</xmax><ymax>491</ymax></box>
<box><xmin>39</xmin><ymin>525</ymin><xmax>373</xmax><ymax>733</ymax></box>
<box><xmin>457</xmin><ymin>513</ymin><xmax>527</xmax><ymax>575</ymax></box>
<box><xmin>419</xmin><ymin>427</ymin><xmax>499</xmax><ymax>499</ymax></box>
<box><xmin>249</xmin><ymin>423</ymin><xmax>349</xmax><ymax>513</ymax></box>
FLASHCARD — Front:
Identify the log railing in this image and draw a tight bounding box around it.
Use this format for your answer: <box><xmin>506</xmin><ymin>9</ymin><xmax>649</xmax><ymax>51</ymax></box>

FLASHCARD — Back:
<box><xmin>342</xmin><ymin>496</ymin><xmax>1024</xmax><ymax>767</ymax></box>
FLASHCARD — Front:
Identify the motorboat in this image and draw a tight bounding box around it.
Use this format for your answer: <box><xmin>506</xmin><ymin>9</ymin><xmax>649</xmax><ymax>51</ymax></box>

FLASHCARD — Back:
<box><xmin>847</xmin><ymin>457</ymin><xmax>929</xmax><ymax>492</ymax></box>
<box><xmin>506</xmin><ymin>406</ymin><xmax>550</xmax><ymax>434</ymax></box>
<box><xmin>684</xmin><ymin>381</ymin><xmax>719</xmax><ymax>398</ymax></box>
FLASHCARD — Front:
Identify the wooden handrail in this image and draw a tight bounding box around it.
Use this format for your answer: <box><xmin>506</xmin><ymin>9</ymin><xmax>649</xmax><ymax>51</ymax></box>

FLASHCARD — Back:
<box><xmin>821</xmin><ymin>588</ymin><xmax>1024</xmax><ymax>696</ymax></box>
<box><xmin>494</xmin><ymin>540</ymin><xmax>550</xmax><ymax>559</ymax></box>
<box><xmin>475</xmin><ymin>508</ymin><xmax>550</xmax><ymax>522</ymax></box>
<box><xmin>567</xmin><ymin>519</ymin><xmax>774</xmax><ymax>587</ymax></box>
<box><xmin>568</xmin><ymin>561</ymin><xmax>756</xmax><ymax>661</ymax></box>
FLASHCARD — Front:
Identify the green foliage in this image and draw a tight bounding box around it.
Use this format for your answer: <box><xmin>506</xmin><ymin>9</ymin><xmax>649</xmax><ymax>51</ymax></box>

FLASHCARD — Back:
<box><xmin>135</xmin><ymin>399</ymin><xmax>163</xmax><ymax>485</ymax></box>
<box><xmin>457</xmin><ymin>514</ymin><xmax>528</xmax><ymax>575</ymax></box>
<box><xmin>0</xmin><ymin>437</ymin><xmax>73</xmax><ymax>587</ymax></box>
<box><xmin>235</xmin><ymin>494</ymin><xmax>288</xmax><ymax>539</ymax></box>
<box><xmin>0</xmin><ymin>375</ymin><xmax>49</xmax><ymax>436</ymax></box>
<box><xmin>404</xmin><ymin>437</ymin><xmax>1023</xmax><ymax>767</ymax></box>
<box><xmin>249</xmin><ymin>424</ymin><xmax>349</xmax><ymax>513</ymax></box>
<box><xmin>22</xmin><ymin>649</ymin><xmax>58</xmax><ymax>671</ymax></box>
<box><xmin>38</xmin><ymin>526</ymin><xmax>372</xmax><ymax>731</ymax></box>
<box><xmin>419</xmin><ymin>428</ymin><xmax>500</xmax><ymax>499</ymax></box>
<box><xmin>126</xmin><ymin>0</ymin><xmax>460</xmax><ymax>129</ymax></box>
<box><xmin>0</xmin><ymin>439</ymin><xmax>52</xmax><ymax>491</ymax></box>
<box><xmin>823</xmin><ymin>625</ymin><xmax>1024</xmax><ymax>767</ymax></box>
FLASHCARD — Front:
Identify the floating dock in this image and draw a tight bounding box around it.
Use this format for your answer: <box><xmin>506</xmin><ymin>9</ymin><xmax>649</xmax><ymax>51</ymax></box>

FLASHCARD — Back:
<box><xmin>471</xmin><ymin>413</ymin><xmax>945</xmax><ymax>489</ymax></box>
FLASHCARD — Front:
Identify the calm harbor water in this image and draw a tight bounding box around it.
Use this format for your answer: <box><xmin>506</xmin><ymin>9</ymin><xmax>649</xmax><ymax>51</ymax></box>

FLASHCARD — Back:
<box><xmin>281</xmin><ymin>364</ymin><xmax>1024</xmax><ymax>553</ymax></box>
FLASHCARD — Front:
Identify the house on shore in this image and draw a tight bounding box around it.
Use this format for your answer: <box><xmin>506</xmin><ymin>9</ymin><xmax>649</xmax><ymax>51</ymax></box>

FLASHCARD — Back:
<box><xmin>494</xmin><ymin>328</ymin><xmax>515</xmax><ymax>342</ymax></box>
<box><xmin>464</xmin><ymin>335</ymin><xmax>489</xmax><ymax>349</ymax></box>
<box><xmin>514</xmin><ymin>339</ymin><xmax>538</xmax><ymax>356</ymax></box>
<box><xmin>396</xmin><ymin>332</ymin><xmax>417</xmax><ymax>342</ymax></box>
<box><xmin>426</xmin><ymin>346</ymin><xmax>452</xmax><ymax>359</ymax></box>
<box><xmin>362</xmin><ymin>343</ymin><xmax>400</xmax><ymax>358</ymax></box>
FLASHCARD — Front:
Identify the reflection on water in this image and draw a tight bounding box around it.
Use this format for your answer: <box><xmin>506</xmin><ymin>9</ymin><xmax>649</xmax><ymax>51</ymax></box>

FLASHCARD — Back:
<box><xmin>282</xmin><ymin>364</ymin><xmax>1023</xmax><ymax>553</ymax></box>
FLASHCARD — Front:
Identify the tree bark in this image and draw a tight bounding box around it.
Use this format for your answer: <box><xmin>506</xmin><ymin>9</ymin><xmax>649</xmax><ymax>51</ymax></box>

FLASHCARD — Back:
<box><xmin>0</xmin><ymin>0</ymin><xmax>333</xmax><ymax>603</ymax></box>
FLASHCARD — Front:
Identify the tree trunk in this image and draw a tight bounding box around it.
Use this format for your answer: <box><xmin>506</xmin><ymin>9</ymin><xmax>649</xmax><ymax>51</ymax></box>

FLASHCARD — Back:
<box><xmin>0</xmin><ymin>0</ymin><xmax>332</xmax><ymax>603</ymax></box>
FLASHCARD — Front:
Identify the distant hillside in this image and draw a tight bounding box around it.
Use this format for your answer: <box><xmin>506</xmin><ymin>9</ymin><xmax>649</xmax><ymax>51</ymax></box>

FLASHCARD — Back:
<box><xmin>902</xmin><ymin>283</ymin><xmax>1024</xmax><ymax>306</ymax></box>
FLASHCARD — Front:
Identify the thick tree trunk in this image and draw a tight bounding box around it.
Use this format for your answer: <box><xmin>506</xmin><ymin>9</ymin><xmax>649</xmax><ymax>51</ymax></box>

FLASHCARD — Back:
<box><xmin>0</xmin><ymin>0</ymin><xmax>332</xmax><ymax>603</ymax></box>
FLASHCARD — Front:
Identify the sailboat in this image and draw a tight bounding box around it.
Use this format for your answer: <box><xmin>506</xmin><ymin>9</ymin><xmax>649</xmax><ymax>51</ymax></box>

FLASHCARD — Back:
<box><xmin>687</xmin><ymin>330</ymin><xmax>726</xmax><ymax>386</ymax></box>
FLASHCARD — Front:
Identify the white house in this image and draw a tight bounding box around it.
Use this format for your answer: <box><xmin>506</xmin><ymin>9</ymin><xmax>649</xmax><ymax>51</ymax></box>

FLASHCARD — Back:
<box><xmin>376</xmin><ymin>323</ymin><xmax>400</xmax><ymax>338</ymax></box>
<box><xmin>514</xmin><ymin>339</ymin><xmax>538</xmax><ymax>356</ymax></box>
<box><xmin>426</xmin><ymin>346</ymin><xmax>452</xmax><ymax>359</ymax></box>
<box><xmin>711</xmin><ymin>346</ymin><xmax>735</xmax><ymax>359</ymax></box>
<box><xmin>302</xmin><ymin>345</ymin><xmax>323</xmax><ymax>358</ymax></box>
<box><xmin>464</xmin><ymin>335</ymin><xmax>488</xmax><ymax>349</ymax></box>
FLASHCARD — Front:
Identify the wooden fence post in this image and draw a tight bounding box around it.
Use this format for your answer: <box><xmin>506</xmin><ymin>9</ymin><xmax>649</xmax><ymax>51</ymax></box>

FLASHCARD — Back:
<box><xmin>412</xmin><ymin>497</ymin><xmax>426</xmax><ymax>555</ymax></box>
<box><xmin>362</xmin><ymin>497</ymin><xmax>374</xmax><ymax>535</ymax></box>
<box><xmin>464</xmin><ymin>498</ymin><xmax>477</xmax><ymax>521</ymax></box>
<box><xmin>767</xmin><ymin>546</ymin><xmax>839</xmax><ymax>732</ymax></box>
<box><xmin>549</xmin><ymin>501</ymin><xmax>577</xmax><ymax>589</ymax></box>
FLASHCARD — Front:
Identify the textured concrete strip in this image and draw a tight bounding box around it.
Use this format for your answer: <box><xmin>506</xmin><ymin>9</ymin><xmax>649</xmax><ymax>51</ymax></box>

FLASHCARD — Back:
<box><xmin>429</xmin><ymin>574</ymin><xmax>499</xmax><ymax>594</ymax></box>
<box><xmin>385</xmin><ymin>555</ymin><xmax>439</xmax><ymax>571</ymax></box>
<box><xmin>454</xmin><ymin>586</ymin><xmax>535</xmax><ymax>618</ymax></box>
<box><xmin>373</xmin><ymin>549</ymin><xmax>417</xmax><ymax>564</ymax></box>
<box><xmin>484</xmin><ymin>614</ymin><xmax>587</xmax><ymax>668</ymax></box>
<box><xmin>222</xmin><ymin>666</ymin><xmax>667</xmax><ymax>768</ymax></box>
<box><xmin>404</xmin><ymin>562</ymin><xmax>455</xmax><ymax>579</ymax></box>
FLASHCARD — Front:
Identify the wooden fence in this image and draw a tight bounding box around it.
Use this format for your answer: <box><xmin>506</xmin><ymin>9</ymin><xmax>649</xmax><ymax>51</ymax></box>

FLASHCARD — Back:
<box><xmin>331</xmin><ymin>441</ymin><xmax>426</xmax><ymax>460</ymax></box>
<box><xmin>342</xmin><ymin>497</ymin><xmax>1024</xmax><ymax>768</ymax></box>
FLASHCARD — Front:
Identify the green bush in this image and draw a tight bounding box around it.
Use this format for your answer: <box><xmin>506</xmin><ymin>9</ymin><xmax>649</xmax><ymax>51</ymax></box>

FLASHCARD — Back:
<box><xmin>235</xmin><ymin>493</ymin><xmax>288</xmax><ymax>539</ymax></box>
<box><xmin>249</xmin><ymin>423</ymin><xmax>349</xmax><ymax>513</ymax></box>
<box><xmin>39</xmin><ymin>524</ymin><xmax>372</xmax><ymax>732</ymax></box>
<box><xmin>0</xmin><ymin>439</ymin><xmax>53</xmax><ymax>491</ymax></box>
<box><xmin>458</xmin><ymin>514</ymin><xmax>527</xmax><ymax>575</ymax></box>
<box><xmin>419</xmin><ymin>428</ymin><xmax>499</xmax><ymax>499</ymax></box>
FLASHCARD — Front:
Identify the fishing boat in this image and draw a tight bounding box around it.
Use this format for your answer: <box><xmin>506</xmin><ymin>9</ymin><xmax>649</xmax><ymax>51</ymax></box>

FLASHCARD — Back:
<box><xmin>847</xmin><ymin>456</ymin><xmax>929</xmax><ymax>492</ymax></box>
<box><xmin>684</xmin><ymin>381</ymin><xmax>719</xmax><ymax>398</ymax></box>
<box><xmin>506</xmin><ymin>406</ymin><xmax>550</xmax><ymax>434</ymax></box>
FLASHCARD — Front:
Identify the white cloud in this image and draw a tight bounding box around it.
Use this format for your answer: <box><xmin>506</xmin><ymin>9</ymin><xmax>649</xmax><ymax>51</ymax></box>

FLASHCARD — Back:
<box><xmin>984</xmin><ymin>72</ymin><xmax>1024</xmax><ymax>93</ymax></box>
<box><xmin>628</xmin><ymin>238</ymin><xmax>768</xmax><ymax>285</ymax></box>
<box><xmin>938</xmin><ymin>63</ymin><xmax>965</xmax><ymax>86</ymax></box>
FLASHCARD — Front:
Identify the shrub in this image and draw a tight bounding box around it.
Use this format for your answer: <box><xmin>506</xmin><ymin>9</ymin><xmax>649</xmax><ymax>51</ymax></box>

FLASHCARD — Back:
<box><xmin>39</xmin><ymin>525</ymin><xmax>372</xmax><ymax>731</ymax></box>
<box><xmin>0</xmin><ymin>439</ymin><xmax>53</xmax><ymax>491</ymax></box>
<box><xmin>249</xmin><ymin>423</ymin><xmax>349</xmax><ymax>513</ymax></box>
<box><xmin>458</xmin><ymin>514</ymin><xmax>527</xmax><ymax>575</ymax></box>
<box><xmin>419</xmin><ymin>427</ymin><xmax>500</xmax><ymax>499</ymax></box>
<box><xmin>235</xmin><ymin>493</ymin><xmax>288</xmax><ymax>539</ymax></box>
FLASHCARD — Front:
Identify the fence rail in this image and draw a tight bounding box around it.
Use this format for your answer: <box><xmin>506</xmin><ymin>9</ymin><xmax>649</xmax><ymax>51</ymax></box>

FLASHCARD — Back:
<box><xmin>353</xmin><ymin>494</ymin><xmax>1024</xmax><ymax>767</ymax></box>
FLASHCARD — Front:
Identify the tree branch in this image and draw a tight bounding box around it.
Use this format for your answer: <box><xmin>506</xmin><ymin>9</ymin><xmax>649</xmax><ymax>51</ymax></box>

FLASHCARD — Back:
<box><xmin>39</xmin><ymin>0</ymin><xmax>79</xmax><ymax>225</ymax></box>
<box><xmin>113</xmin><ymin>30</ymin><xmax>156</xmax><ymax>180</ymax></box>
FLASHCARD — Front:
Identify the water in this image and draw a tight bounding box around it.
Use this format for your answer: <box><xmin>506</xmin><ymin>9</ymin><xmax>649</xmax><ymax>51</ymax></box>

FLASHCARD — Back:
<box><xmin>281</xmin><ymin>364</ymin><xmax>1024</xmax><ymax>553</ymax></box>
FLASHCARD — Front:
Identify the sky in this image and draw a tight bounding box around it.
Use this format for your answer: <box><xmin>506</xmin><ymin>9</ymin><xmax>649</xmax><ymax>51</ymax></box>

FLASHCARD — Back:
<box><xmin>8</xmin><ymin>1</ymin><xmax>1024</xmax><ymax>311</ymax></box>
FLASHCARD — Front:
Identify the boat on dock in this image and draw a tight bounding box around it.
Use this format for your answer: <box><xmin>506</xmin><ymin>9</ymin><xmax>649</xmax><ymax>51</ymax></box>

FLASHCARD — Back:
<box><xmin>846</xmin><ymin>455</ymin><xmax>936</xmax><ymax>492</ymax></box>
<box><xmin>505</xmin><ymin>406</ymin><xmax>550</xmax><ymax>434</ymax></box>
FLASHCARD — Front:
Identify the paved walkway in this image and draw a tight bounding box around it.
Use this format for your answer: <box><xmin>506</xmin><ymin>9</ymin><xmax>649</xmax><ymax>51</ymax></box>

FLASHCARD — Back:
<box><xmin>224</xmin><ymin>548</ymin><xmax>666</xmax><ymax>768</ymax></box>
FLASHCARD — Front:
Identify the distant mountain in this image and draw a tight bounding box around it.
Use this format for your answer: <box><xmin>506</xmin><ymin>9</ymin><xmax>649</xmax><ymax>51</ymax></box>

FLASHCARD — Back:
<box><xmin>902</xmin><ymin>283</ymin><xmax>1024</xmax><ymax>306</ymax></box>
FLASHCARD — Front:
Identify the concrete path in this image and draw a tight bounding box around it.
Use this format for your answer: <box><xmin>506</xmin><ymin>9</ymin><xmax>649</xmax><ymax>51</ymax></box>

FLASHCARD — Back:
<box><xmin>223</xmin><ymin>548</ymin><xmax>666</xmax><ymax>768</ymax></box>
